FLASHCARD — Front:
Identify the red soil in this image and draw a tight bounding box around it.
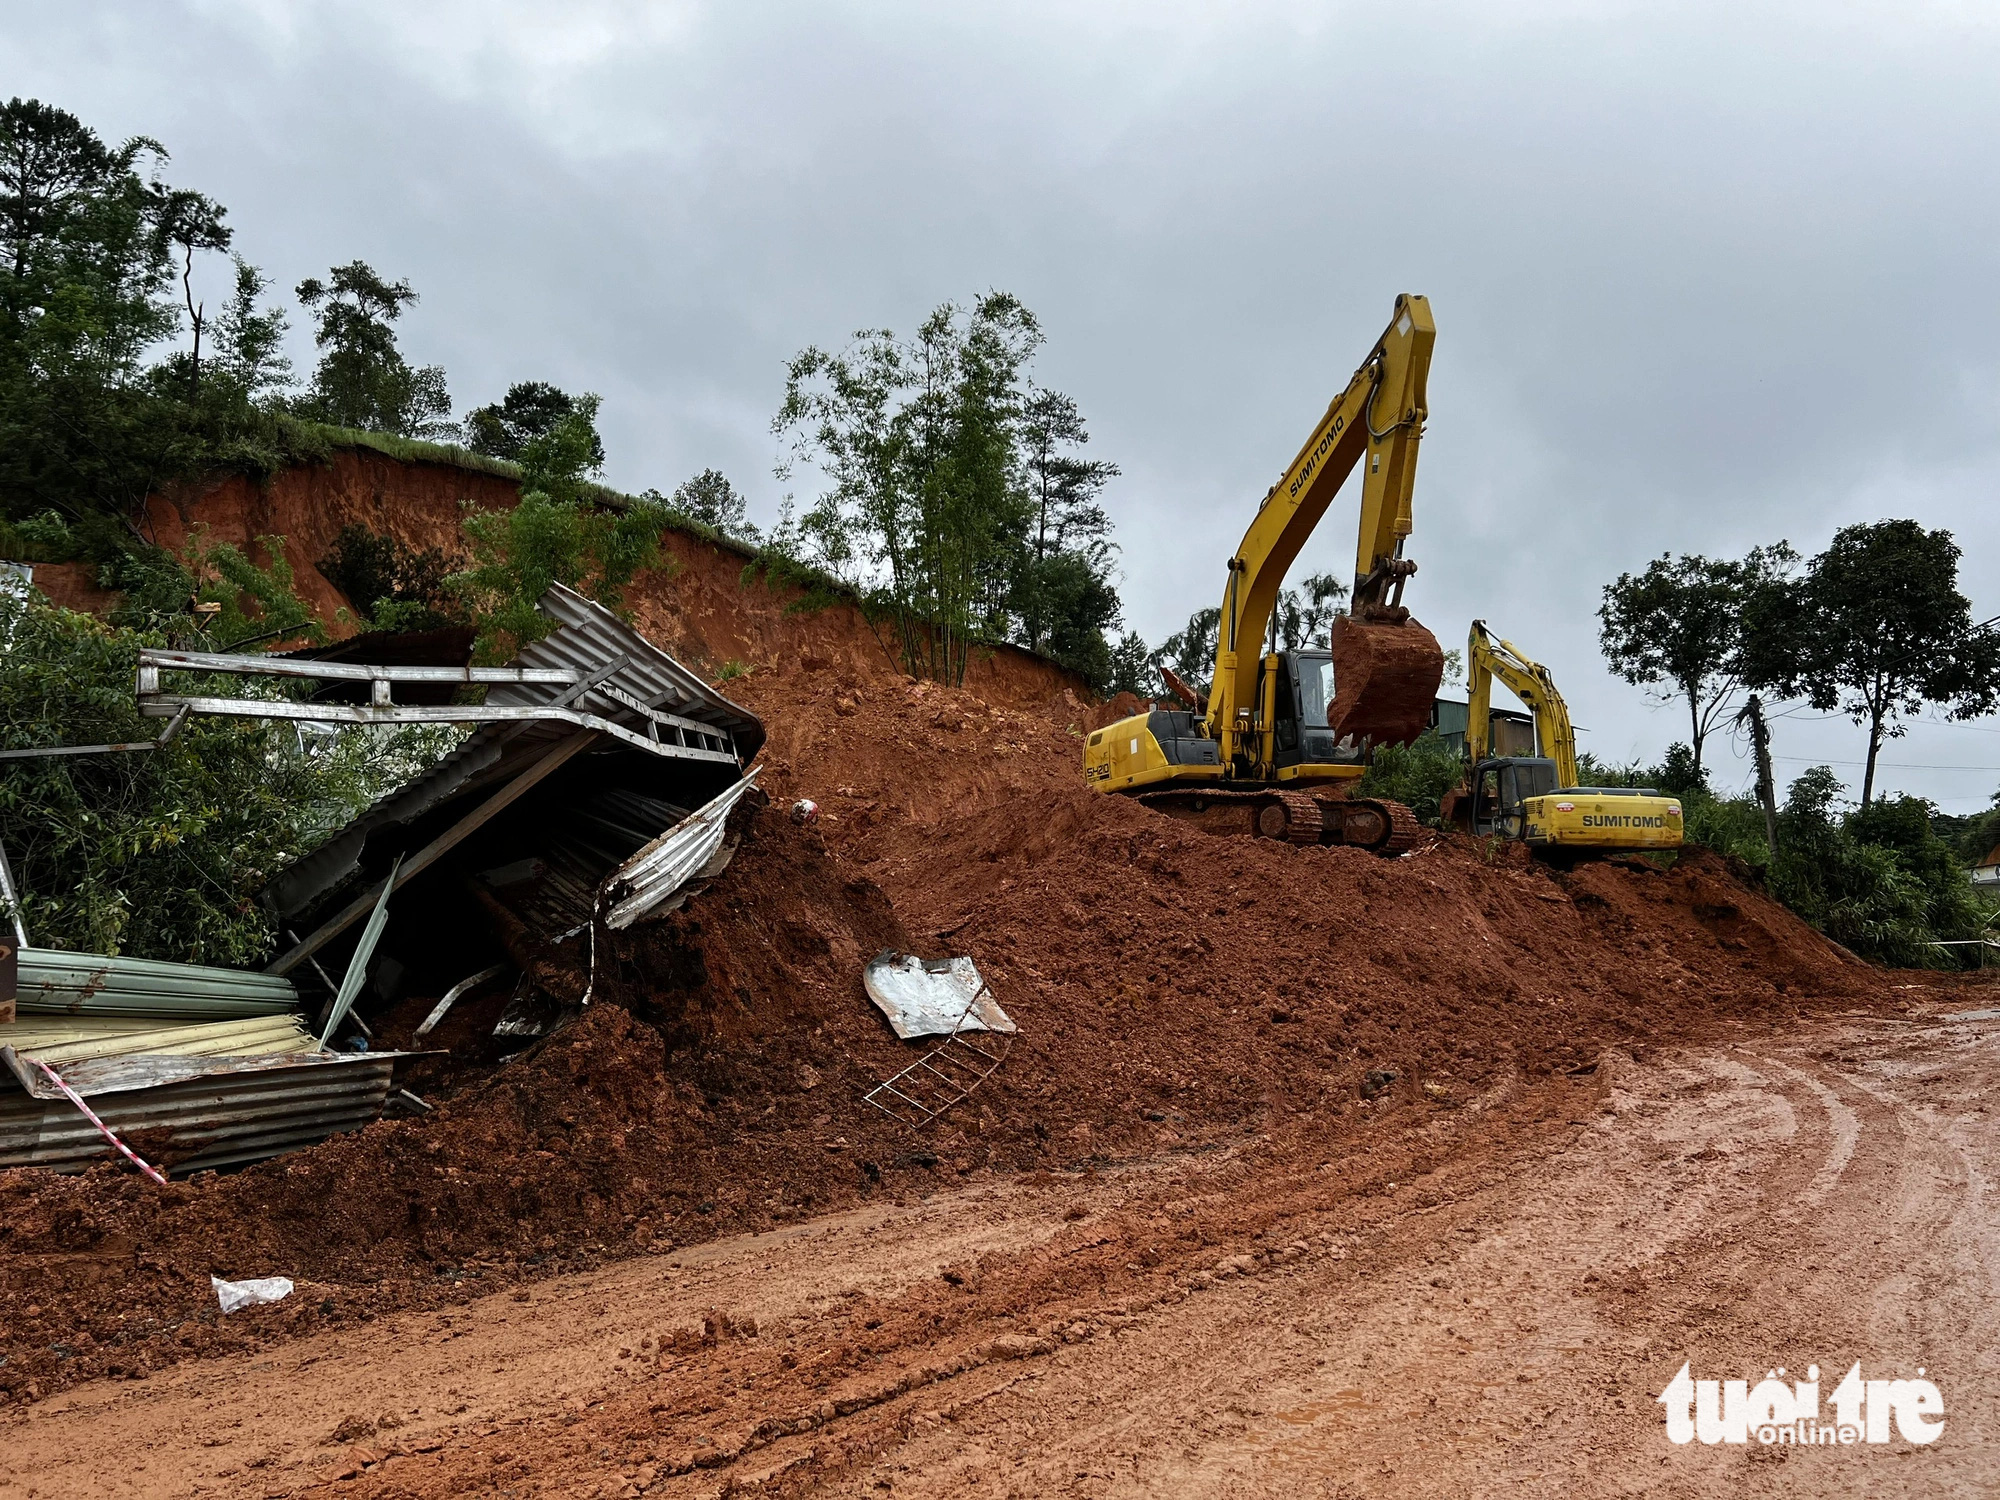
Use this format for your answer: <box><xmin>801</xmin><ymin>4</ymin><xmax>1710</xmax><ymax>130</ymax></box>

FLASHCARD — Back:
<box><xmin>0</xmin><ymin>678</ymin><xmax>1878</xmax><ymax>1407</ymax></box>
<box><xmin>0</xmin><ymin>451</ymin><xmax>1908</xmax><ymax>1409</ymax></box>
<box><xmin>38</xmin><ymin>444</ymin><xmax>1076</xmax><ymax>706</ymax></box>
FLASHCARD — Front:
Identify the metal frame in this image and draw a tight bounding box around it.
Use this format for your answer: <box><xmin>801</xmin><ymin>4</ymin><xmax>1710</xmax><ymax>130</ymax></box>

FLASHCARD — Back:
<box><xmin>135</xmin><ymin>649</ymin><xmax>738</xmax><ymax>764</ymax></box>
<box><xmin>863</xmin><ymin>979</ymin><xmax>1015</xmax><ymax>1128</ymax></box>
<box><xmin>0</xmin><ymin>703</ymin><xmax>191</xmax><ymax>762</ymax></box>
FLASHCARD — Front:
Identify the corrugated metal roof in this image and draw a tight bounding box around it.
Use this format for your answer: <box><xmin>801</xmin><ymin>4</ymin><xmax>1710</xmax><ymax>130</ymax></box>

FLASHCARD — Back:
<box><xmin>0</xmin><ymin>1016</ymin><xmax>190</xmax><ymax>1045</ymax></box>
<box><xmin>604</xmin><ymin>773</ymin><xmax>759</xmax><ymax>930</ymax></box>
<box><xmin>15</xmin><ymin>949</ymin><xmax>300</xmax><ymax>1020</ymax></box>
<box><xmin>495</xmin><ymin>584</ymin><xmax>764</xmax><ymax>760</ymax></box>
<box><xmin>0</xmin><ymin>1051</ymin><xmax>395</xmax><ymax>1175</ymax></box>
<box><xmin>265</xmin><ymin>584</ymin><xmax>763</xmax><ymax>921</ymax></box>
<box><xmin>0</xmin><ymin>1014</ymin><xmax>312</xmax><ymax>1068</ymax></box>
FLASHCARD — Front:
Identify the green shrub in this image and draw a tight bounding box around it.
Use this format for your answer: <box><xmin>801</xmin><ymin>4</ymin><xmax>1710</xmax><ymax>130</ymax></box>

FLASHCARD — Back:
<box><xmin>1675</xmin><ymin>765</ymin><xmax>1993</xmax><ymax>968</ymax></box>
<box><xmin>0</xmin><ymin>590</ymin><xmax>454</xmax><ymax>963</ymax></box>
<box><xmin>318</xmin><ymin>522</ymin><xmax>454</xmax><ymax>631</ymax></box>
<box><xmin>0</xmin><ymin>511</ymin><xmax>80</xmax><ymax>563</ymax></box>
<box><xmin>1951</xmin><ymin>791</ymin><xmax>2000</xmax><ymax>867</ymax></box>
<box><xmin>1573</xmin><ymin>752</ymin><xmax>1653</xmax><ymax>789</ymax></box>
<box><xmin>449</xmin><ymin>396</ymin><xmax>674</xmax><ymax>662</ymax></box>
<box><xmin>1679</xmin><ymin>790</ymin><xmax>1770</xmax><ymax>866</ymax></box>
<box><xmin>1358</xmin><ymin>732</ymin><xmax>1465</xmax><ymax>825</ymax></box>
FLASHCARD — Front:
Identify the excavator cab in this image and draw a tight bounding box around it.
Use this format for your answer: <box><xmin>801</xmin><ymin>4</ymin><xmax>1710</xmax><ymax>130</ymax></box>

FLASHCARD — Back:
<box><xmin>1465</xmin><ymin>757</ymin><xmax>1560</xmax><ymax>838</ymax></box>
<box><xmin>1267</xmin><ymin>650</ymin><xmax>1363</xmax><ymax>770</ymax></box>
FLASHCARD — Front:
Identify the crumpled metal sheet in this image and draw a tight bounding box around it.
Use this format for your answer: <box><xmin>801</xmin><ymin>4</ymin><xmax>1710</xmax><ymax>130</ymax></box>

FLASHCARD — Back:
<box><xmin>0</xmin><ymin>1050</ymin><xmax>397</xmax><ymax>1174</ymax></box>
<box><xmin>2</xmin><ymin>1044</ymin><xmax>339</xmax><ymax>1100</ymax></box>
<box><xmin>265</xmin><ymin>583</ymin><xmax>764</xmax><ymax>923</ymax></box>
<box><xmin>862</xmin><ymin>952</ymin><xmax>1017</xmax><ymax>1041</ymax></box>
<box><xmin>603</xmin><ymin>773</ymin><xmax>760</xmax><ymax>930</ymax></box>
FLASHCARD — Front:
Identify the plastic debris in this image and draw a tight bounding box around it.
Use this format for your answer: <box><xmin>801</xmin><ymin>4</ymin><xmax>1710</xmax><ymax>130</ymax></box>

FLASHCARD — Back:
<box><xmin>212</xmin><ymin>1274</ymin><xmax>294</xmax><ymax>1313</ymax></box>
<box><xmin>791</xmin><ymin>798</ymin><xmax>820</xmax><ymax>823</ymax></box>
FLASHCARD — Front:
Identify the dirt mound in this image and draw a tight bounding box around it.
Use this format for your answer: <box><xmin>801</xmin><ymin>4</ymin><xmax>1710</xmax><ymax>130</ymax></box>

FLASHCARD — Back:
<box><xmin>0</xmin><ymin>809</ymin><xmax>922</xmax><ymax>1399</ymax></box>
<box><xmin>728</xmin><ymin>666</ymin><xmax>1869</xmax><ymax>1010</ymax></box>
<box><xmin>0</xmin><ymin>604</ymin><xmax>1889</xmax><ymax>1406</ymax></box>
<box><xmin>727</xmin><ymin>669</ymin><xmax>1099</xmax><ymax>872</ymax></box>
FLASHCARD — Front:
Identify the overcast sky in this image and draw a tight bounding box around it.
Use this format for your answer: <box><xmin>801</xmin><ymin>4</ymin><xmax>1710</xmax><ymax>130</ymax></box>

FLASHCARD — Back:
<box><xmin>12</xmin><ymin>2</ymin><xmax>2000</xmax><ymax>809</ymax></box>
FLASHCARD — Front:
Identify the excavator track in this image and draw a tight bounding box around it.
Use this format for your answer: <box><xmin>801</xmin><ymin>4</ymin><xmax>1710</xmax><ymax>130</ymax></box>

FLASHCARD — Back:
<box><xmin>1259</xmin><ymin>790</ymin><xmax>1325</xmax><ymax>845</ymax></box>
<box><xmin>1307</xmin><ymin>793</ymin><xmax>1424</xmax><ymax>855</ymax></box>
<box><xmin>1333</xmin><ymin>796</ymin><xmax>1423</xmax><ymax>856</ymax></box>
<box><xmin>1131</xmin><ymin>788</ymin><xmax>1418</xmax><ymax>856</ymax></box>
<box><xmin>1133</xmin><ymin>788</ymin><xmax>1275</xmax><ymax>841</ymax></box>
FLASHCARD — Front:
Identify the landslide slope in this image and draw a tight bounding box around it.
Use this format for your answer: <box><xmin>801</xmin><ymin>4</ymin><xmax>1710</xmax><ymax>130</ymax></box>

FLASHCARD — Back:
<box><xmin>0</xmin><ymin>452</ymin><xmax>1886</xmax><ymax>1407</ymax></box>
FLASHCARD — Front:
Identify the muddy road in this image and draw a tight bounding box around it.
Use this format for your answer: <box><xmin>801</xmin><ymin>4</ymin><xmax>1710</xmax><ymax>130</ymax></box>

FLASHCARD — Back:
<box><xmin>3</xmin><ymin>998</ymin><xmax>1993</xmax><ymax>1499</ymax></box>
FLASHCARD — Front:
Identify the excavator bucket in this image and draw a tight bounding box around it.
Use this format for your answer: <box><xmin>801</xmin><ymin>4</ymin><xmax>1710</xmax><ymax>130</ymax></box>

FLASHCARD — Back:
<box><xmin>1326</xmin><ymin>614</ymin><xmax>1446</xmax><ymax>748</ymax></box>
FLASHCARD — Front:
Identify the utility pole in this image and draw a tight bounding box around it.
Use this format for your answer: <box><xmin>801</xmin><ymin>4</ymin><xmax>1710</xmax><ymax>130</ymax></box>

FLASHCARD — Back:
<box><xmin>1737</xmin><ymin>693</ymin><xmax>1779</xmax><ymax>856</ymax></box>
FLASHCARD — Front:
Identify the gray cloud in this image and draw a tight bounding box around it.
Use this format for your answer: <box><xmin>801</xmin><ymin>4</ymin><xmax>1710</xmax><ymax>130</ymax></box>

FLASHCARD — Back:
<box><xmin>13</xmin><ymin>0</ymin><xmax>1999</xmax><ymax>806</ymax></box>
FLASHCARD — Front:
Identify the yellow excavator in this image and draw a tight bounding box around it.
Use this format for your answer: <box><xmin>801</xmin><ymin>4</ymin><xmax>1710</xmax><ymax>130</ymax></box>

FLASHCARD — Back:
<box><xmin>1083</xmin><ymin>295</ymin><xmax>1447</xmax><ymax>852</ymax></box>
<box><xmin>1449</xmin><ymin>621</ymin><xmax>1684</xmax><ymax>854</ymax></box>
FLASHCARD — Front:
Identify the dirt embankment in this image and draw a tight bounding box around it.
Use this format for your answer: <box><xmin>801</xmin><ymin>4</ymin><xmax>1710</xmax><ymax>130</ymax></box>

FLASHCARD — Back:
<box><xmin>0</xmin><ymin>449</ymin><xmax>1943</xmax><ymax>1417</ymax></box>
<box><xmin>26</xmin><ymin>450</ymin><xmax>520</xmax><ymax>620</ymax></box>
<box><xmin>29</xmin><ymin>447</ymin><xmax>1078</xmax><ymax>707</ymax></box>
<box><xmin>0</xmin><ymin>666</ymin><xmax>1894</xmax><ymax>1407</ymax></box>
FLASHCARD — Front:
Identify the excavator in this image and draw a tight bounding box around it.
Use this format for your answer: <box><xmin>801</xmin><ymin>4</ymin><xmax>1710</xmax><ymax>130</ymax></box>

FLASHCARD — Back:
<box><xmin>1082</xmin><ymin>295</ymin><xmax>1447</xmax><ymax>853</ymax></box>
<box><xmin>1448</xmin><ymin>620</ymin><xmax>1684</xmax><ymax>854</ymax></box>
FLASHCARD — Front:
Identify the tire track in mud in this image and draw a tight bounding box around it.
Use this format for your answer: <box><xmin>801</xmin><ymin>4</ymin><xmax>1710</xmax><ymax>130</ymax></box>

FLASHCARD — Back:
<box><xmin>0</xmin><ymin>1077</ymin><xmax>1584</xmax><ymax>1498</ymax></box>
<box><xmin>790</xmin><ymin>1014</ymin><xmax>2000</xmax><ymax>1499</ymax></box>
<box><xmin>3</xmin><ymin>1011</ymin><xmax>1996</xmax><ymax>1498</ymax></box>
<box><xmin>0</xmin><ymin>1187</ymin><xmax>1092</xmax><ymax>1499</ymax></box>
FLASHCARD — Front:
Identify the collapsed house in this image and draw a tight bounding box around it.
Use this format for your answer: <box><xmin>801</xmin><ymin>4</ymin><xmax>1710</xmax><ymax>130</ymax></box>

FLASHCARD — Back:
<box><xmin>233</xmin><ymin>584</ymin><xmax>765</xmax><ymax>1039</ymax></box>
<box><xmin>0</xmin><ymin>586</ymin><xmax>763</xmax><ymax>1176</ymax></box>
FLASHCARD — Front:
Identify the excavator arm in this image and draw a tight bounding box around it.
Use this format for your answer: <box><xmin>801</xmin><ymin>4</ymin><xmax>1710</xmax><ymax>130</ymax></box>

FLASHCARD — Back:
<box><xmin>1465</xmin><ymin>620</ymin><xmax>1580</xmax><ymax>788</ymax></box>
<box><xmin>1207</xmin><ymin>294</ymin><xmax>1438</xmax><ymax>768</ymax></box>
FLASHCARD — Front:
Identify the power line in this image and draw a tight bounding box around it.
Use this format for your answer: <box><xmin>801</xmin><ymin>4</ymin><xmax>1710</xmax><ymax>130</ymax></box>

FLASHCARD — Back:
<box><xmin>1759</xmin><ymin>707</ymin><xmax>2000</xmax><ymax>734</ymax></box>
<box><xmin>1769</xmin><ymin>755</ymin><xmax>1996</xmax><ymax>772</ymax></box>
